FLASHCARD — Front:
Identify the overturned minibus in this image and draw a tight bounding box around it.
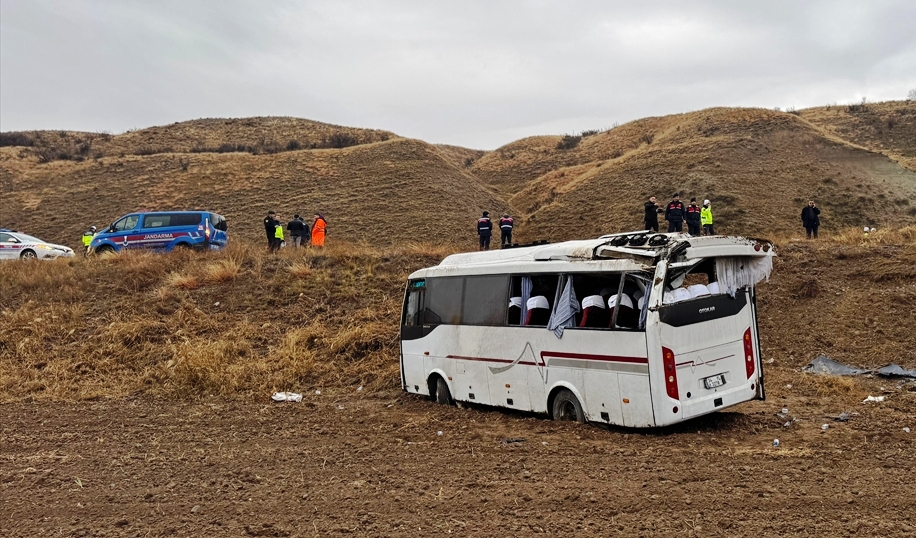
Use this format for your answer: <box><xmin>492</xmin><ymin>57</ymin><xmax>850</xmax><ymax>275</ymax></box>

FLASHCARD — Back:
<box><xmin>400</xmin><ymin>231</ymin><xmax>775</xmax><ymax>427</ymax></box>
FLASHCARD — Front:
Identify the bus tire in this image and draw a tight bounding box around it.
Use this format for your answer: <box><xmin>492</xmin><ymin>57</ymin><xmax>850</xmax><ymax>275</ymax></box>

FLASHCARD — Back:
<box><xmin>552</xmin><ymin>389</ymin><xmax>585</xmax><ymax>423</ymax></box>
<box><xmin>434</xmin><ymin>377</ymin><xmax>453</xmax><ymax>406</ymax></box>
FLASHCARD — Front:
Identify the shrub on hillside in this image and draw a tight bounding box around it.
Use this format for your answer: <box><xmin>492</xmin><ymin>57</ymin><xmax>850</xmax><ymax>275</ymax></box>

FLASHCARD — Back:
<box><xmin>136</xmin><ymin>146</ymin><xmax>173</xmax><ymax>156</ymax></box>
<box><xmin>556</xmin><ymin>135</ymin><xmax>581</xmax><ymax>150</ymax></box>
<box><xmin>0</xmin><ymin>132</ymin><xmax>35</xmax><ymax>147</ymax></box>
<box><xmin>321</xmin><ymin>132</ymin><xmax>360</xmax><ymax>149</ymax></box>
<box><xmin>287</xmin><ymin>139</ymin><xmax>301</xmax><ymax>151</ymax></box>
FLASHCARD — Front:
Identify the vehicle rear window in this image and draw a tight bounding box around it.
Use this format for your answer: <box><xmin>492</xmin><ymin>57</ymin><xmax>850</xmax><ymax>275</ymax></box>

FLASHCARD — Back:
<box><xmin>209</xmin><ymin>213</ymin><xmax>228</xmax><ymax>231</ymax></box>
<box><xmin>143</xmin><ymin>213</ymin><xmax>202</xmax><ymax>228</ymax></box>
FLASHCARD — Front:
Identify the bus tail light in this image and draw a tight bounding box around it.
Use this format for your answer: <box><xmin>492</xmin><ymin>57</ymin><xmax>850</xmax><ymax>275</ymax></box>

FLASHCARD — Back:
<box><xmin>744</xmin><ymin>328</ymin><xmax>755</xmax><ymax>379</ymax></box>
<box><xmin>662</xmin><ymin>347</ymin><xmax>679</xmax><ymax>400</ymax></box>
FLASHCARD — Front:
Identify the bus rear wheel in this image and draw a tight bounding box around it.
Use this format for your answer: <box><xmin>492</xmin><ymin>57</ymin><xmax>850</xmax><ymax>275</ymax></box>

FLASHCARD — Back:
<box><xmin>434</xmin><ymin>377</ymin><xmax>453</xmax><ymax>406</ymax></box>
<box><xmin>552</xmin><ymin>389</ymin><xmax>585</xmax><ymax>423</ymax></box>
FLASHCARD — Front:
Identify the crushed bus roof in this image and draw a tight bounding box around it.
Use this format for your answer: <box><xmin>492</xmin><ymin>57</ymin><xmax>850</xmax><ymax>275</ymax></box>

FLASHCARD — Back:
<box><xmin>409</xmin><ymin>231</ymin><xmax>775</xmax><ymax>279</ymax></box>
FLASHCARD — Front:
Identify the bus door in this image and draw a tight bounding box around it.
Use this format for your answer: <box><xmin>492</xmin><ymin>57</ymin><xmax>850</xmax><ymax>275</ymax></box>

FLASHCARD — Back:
<box><xmin>652</xmin><ymin>257</ymin><xmax>762</xmax><ymax>423</ymax></box>
<box><xmin>400</xmin><ymin>280</ymin><xmax>430</xmax><ymax>393</ymax></box>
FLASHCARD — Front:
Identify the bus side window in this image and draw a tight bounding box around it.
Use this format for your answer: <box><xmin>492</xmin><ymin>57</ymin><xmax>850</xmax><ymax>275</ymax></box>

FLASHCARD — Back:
<box><xmin>463</xmin><ymin>275</ymin><xmax>509</xmax><ymax>326</ymax></box>
<box><xmin>613</xmin><ymin>274</ymin><xmax>644</xmax><ymax>329</ymax></box>
<box><xmin>510</xmin><ymin>275</ymin><xmax>559</xmax><ymax>327</ymax></box>
<box><xmin>425</xmin><ymin>277</ymin><xmax>464</xmax><ymax>325</ymax></box>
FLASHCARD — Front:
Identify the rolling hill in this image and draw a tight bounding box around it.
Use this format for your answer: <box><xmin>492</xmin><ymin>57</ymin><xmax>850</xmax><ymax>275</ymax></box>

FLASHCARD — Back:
<box><xmin>1</xmin><ymin>102</ymin><xmax>915</xmax><ymax>249</ymax></box>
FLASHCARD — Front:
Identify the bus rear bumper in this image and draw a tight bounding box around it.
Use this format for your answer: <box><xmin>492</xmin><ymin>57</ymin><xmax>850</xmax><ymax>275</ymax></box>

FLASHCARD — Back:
<box><xmin>679</xmin><ymin>382</ymin><xmax>759</xmax><ymax>420</ymax></box>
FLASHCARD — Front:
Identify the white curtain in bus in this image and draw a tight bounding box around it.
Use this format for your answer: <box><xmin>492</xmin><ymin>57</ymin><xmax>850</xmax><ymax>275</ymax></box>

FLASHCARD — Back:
<box><xmin>520</xmin><ymin>276</ymin><xmax>533</xmax><ymax>323</ymax></box>
<box><xmin>715</xmin><ymin>256</ymin><xmax>773</xmax><ymax>297</ymax></box>
<box><xmin>548</xmin><ymin>279</ymin><xmax>580</xmax><ymax>338</ymax></box>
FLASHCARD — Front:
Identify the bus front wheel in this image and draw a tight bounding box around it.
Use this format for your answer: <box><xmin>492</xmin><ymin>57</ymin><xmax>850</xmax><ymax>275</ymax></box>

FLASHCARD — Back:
<box><xmin>552</xmin><ymin>389</ymin><xmax>585</xmax><ymax>423</ymax></box>
<box><xmin>434</xmin><ymin>377</ymin><xmax>453</xmax><ymax>406</ymax></box>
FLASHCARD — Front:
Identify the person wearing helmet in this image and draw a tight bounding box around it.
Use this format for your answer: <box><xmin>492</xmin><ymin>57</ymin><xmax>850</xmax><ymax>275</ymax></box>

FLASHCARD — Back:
<box><xmin>701</xmin><ymin>199</ymin><xmax>715</xmax><ymax>235</ymax></box>
<box><xmin>82</xmin><ymin>226</ymin><xmax>97</xmax><ymax>256</ymax></box>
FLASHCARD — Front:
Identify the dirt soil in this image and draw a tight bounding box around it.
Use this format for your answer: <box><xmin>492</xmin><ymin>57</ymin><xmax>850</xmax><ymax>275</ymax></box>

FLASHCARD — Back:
<box><xmin>3</xmin><ymin>378</ymin><xmax>915</xmax><ymax>537</ymax></box>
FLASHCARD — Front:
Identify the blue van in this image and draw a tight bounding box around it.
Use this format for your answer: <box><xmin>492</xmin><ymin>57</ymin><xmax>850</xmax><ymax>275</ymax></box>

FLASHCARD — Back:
<box><xmin>91</xmin><ymin>211</ymin><xmax>228</xmax><ymax>253</ymax></box>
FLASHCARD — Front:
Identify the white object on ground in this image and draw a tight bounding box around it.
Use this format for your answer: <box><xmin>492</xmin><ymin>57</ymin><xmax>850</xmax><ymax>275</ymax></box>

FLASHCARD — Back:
<box><xmin>315</xmin><ymin>390</ymin><xmax>321</xmax><ymax>395</ymax></box>
<box><xmin>862</xmin><ymin>395</ymin><xmax>886</xmax><ymax>403</ymax></box>
<box><xmin>271</xmin><ymin>392</ymin><xmax>303</xmax><ymax>403</ymax></box>
<box><xmin>821</xmin><ymin>424</ymin><xmax>829</xmax><ymax>430</ymax></box>
<box><xmin>772</xmin><ymin>439</ymin><xmax>780</xmax><ymax>447</ymax></box>
<box><xmin>437</xmin><ymin>431</ymin><xmax>443</xmax><ymax>436</ymax></box>
<box><xmin>904</xmin><ymin>427</ymin><xmax>911</xmax><ymax>433</ymax></box>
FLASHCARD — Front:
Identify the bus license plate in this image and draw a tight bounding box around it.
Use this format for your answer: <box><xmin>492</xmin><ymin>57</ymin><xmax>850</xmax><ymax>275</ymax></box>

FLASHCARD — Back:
<box><xmin>704</xmin><ymin>374</ymin><xmax>726</xmax><ymax>389</ymax></box>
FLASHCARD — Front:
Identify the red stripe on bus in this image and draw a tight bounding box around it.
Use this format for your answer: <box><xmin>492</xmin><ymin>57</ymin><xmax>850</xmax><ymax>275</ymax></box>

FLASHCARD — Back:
<box><xmin>540</xmin><ymin>351</ymin><xmax>648</xmax><ymax>364</ymax></box>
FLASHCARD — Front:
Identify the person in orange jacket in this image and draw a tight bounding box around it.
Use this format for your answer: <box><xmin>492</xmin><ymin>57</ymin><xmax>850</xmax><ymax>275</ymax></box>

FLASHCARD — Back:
<box><xmin>311</xmin><ymin>213</ymin><xmax>327</xmax><ymax>247</ymax></box>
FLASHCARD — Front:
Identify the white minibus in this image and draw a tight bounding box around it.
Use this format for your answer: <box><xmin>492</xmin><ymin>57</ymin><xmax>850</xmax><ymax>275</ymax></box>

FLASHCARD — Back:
<box><xmin>400</xmin><ymin>231</ymin><xmax>774</xmax><ymax>427</ymax></box>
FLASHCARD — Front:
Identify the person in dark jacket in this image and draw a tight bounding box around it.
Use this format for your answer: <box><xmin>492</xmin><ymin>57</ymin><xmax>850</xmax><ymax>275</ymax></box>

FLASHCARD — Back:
<box><xmin>644</xmin><ymin>196</ymin><xmax>662</xmax><ymax>232</ymax></box>
<box><xmin>685</xmin><ymin>197</ymin><xmax>702</xmax><ymax>235</ymax></box>
<box><xmin>665</xmin><ymin>193</ymin><xmax>685</xmax><ymax>233</ymax></box>
<box><xmin>801</xmin><ymin>200</ymin><xmax>820</xmax><ymax>239</ymax></box>
<box><xmin>477</xmin><ymin>211</ymin><xmax>493</xmax><ymax>250</ymax></box>
<box><xmin>499</xmin><ymin>213</ymin><xmax>514</xmax><ymax>246</ymax></box>
<box><xmin>287</xmin><ymin>214</ymin><xmax>308</xmax><ymax>248</ymax></box>
<box><xmin>263</xmin><ymin>210</ymin><xmax>278</xmax><ymax>249</ymax></box>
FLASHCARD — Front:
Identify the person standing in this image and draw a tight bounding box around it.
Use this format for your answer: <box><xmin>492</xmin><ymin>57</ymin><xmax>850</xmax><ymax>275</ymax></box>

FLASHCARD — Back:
<box><xmin>476</xmin><ymin>211</ymin><xmax>493</xmax><ymax>250</ymax></box>
<box><xmin>311</xmin><ymin>213</ymin><xmax>327</xmax><ymax>247</ymax></box>
<box><xmin>801</xmin><ymin>200</ymin><xmax>820</xmax><ymax>239</ymax></box>
<box><xmin>665</xmin><ymin>193</ymin><xmax>685</xmax><ymax>233</ymax></box>
<box><xmin>685</xmin><ymin>197</ymin><xmax>702</xmax><ymax>235</ymax></box>
<box><xmin>263</xmin><ymin>210</ymin><xmax>278</xmax><ymax>250</ymax></box>
<box><xmin>81</xmin><ymin>226</ymin><xmax>97</xmax><ymax>256</ymax></box>
<box><xmin>287</xmin><ymin>214</ymin><xmax>307</xmax><ymax>248</ymax></box>
<box><xmin>498</xmin><ymin>213</ymin><xmax>514</xmax><ymax>246</ymax></box>
<box><xmin>270</xmin><ymin>215</ymin><xmax>284</xmax><ymax>252</ymax></box>
<box><xmin>644</xmin><ymin>196</ymin><xmax>661</xmax><ymax>232</ymax></box>
<box><xmin>701</xmin><ymin>199</ymin><xmax>715</xmax><ymax>235</ymax></box>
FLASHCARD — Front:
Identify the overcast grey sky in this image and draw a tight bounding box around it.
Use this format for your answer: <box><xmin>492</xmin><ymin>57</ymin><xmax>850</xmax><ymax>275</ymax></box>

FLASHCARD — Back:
<box><xmin>2</xmin><ymin>0</ymin><xmax>914</xmax><ymax>149</ymax></box>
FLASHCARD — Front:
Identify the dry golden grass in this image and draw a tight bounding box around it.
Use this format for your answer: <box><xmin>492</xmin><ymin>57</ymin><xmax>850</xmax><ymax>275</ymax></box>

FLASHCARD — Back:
<box><xmin>0</xmin><ymin>239</ymin><xmax>446</xmax><ymax>402</ymax></box>
<box><xmin>205</xmin><ymin>258</ymin><xmax>241</xmax><ymax>284</ymax></box>
<box><xmin>165</xmin><ymin>271</ymin><xmax>201</xmax><ymax>290</ymax></box>
<box><xmin>799</xmin><ymin>100</ymin><xmax>916</xmax><ymax>172</ymax></box>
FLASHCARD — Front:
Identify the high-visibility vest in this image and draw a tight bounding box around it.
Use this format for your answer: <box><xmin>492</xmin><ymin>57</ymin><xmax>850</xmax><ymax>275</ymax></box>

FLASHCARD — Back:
<box><xmin>82</xmin><ymin>232</ymin><xmax>94</xmax><ymax>246</ymax></box>
<box><xmin>701</xmin><ymin>206</ymin><xmax>713</xmax><ymax>225</ymax></box>
<box><xmin>275</xmin><ymin>225</ymin><xmax>284</xmax><ymax>240</ymax></box>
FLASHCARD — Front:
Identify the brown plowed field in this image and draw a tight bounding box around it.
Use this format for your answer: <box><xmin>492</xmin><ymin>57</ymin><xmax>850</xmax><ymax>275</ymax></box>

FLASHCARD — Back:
<box><xmin>3</xmin><ymin>376</ymin><xmax>915</xmax><ymax>537</ymax></box>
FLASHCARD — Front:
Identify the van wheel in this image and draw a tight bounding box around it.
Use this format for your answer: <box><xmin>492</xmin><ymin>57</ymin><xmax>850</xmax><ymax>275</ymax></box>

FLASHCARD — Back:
<box><xmin>434</xmin><ymin>377</ymin><xmax>453</xmax><ymax>406</ymax></box>
<box><xmin>552</xmin><ymin>389</ymin><xmax>585</xmax><ymax>423</ymax></box>
<box><xmin>20</xmin><ymin>249</ymin><xmax>37</xmax><ymax>260</ymax></box>
<box><xmin>95</xmin><ymin>245</ymin><xmax>115</xmax><ymax>255</ymax></box>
